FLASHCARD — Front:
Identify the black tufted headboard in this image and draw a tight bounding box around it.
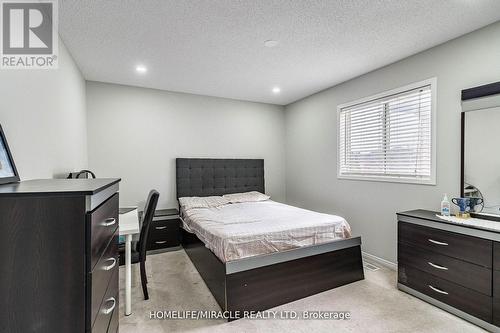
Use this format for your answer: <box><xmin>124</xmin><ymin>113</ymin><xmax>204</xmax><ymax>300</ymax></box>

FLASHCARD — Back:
<box><xmin>176</xmin><ymin>158</ymin><xmax>265</xmax><ymax>198</ymax></box>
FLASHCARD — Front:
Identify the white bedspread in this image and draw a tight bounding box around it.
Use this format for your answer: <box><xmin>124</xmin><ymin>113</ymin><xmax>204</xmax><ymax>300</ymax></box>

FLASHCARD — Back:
<box><xmin>180</xmin><ymin>200</ymin><xmax>351</xmax><ymax>262</ymax></box>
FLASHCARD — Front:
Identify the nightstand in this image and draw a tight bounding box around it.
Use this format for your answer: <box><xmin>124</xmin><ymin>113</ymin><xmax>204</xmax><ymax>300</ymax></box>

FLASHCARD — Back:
<box><xmin>140</xmin><ymin>208</ymin><xmax>181</xmax><ymax>252</ymax></box>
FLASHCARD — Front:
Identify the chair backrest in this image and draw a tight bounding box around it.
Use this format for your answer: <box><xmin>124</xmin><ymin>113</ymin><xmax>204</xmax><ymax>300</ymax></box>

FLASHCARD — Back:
<box><xmin>138</xmin><ymin>189</ymin><xmax>160</xmax><ymax>261</ymax></box>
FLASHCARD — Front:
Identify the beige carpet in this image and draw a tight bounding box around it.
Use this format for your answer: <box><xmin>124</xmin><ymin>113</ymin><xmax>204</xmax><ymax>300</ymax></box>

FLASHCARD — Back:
<box><xmin>118</xmin><ymin>249</ymin><xmax>485</xmax><ymax>333</ymax></box>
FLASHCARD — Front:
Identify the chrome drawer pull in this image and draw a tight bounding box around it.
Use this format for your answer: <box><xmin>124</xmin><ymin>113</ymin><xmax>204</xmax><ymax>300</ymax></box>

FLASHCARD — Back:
<box><xmin>428</xmin><ymin>262</ymin><xmax>448</xmax><ymax>270</ymax></box>
<box><xmin>155</xmin><ymin>226</ymin><xmax>167</xmax><ymax>230</ymax></box>
<box><xmin>101</xmin><ymin>218</ymin><xmax>116</xmax><ymax>227</ymax></box>
<box><xmin>428</xmin><ymin>239</ymin><xmax>448</xmax><ymax>246</ymax></box>
<box><xmin>102</xmin><ymin>258</ymin><xmax>117</xmax><ymax>271</ymax></box>
<box><xmin>102</xmin><ymin>297</ymin><xmax>116</xmax><ymax>315</ymax></box>
<box><xmin>155</xmin><ymin>240</ymin><xmax>167</xmax><ymax>244</ymax></box>
<box><xmin>428</xmin><ymin>285</ymin><xmax>448</xmax><ymax>295</ymax></box>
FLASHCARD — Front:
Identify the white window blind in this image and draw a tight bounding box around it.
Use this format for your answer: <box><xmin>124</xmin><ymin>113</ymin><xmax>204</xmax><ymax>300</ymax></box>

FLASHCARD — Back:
<box><xmin>338</xmin><ymin>83</ymin><xmax>434</xmax><ymax>183</ymax></box>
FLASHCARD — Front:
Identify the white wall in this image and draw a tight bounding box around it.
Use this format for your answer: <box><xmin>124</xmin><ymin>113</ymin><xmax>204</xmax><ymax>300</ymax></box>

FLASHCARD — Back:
<box><xmin>0</xmin><ymin>39</ymin><xmax>88</xmax><ymax>179</ymax></box>
<box><xmin>284</xmin><ymin>22</ymin><xmax>500</xmax><ymax>263</ymax></box>
<box><xmin>86</xmin><ymin>82</ymin><xmax>286</xmax><ymax>209</ymax></box>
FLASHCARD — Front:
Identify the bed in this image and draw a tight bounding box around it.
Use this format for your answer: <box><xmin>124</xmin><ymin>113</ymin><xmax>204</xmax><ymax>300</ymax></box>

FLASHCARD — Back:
<box><xmin>177</xmin><ymin>158</ymin><xmax>364</xmax><ymax>316</ymax></box>
<box><xmin>180</xmin><ymin>200</ymin><xmax>352</xmax><ymax>262</ymax></box>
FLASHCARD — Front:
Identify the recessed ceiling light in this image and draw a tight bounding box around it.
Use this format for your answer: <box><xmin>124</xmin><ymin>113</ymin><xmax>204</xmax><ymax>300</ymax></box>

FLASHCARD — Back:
<box><xmin>264</xmin><ymin>40</ymin><xmax>278</xmax><ymax>48</ymax></box>
<box><xmin>135</xmin><ymin>65</ymin><xmax>147</xmax><ymax>73</ymax></box>
<box><xmin>272</xmin><ymin>86</ymin><xmax>281</xmax><ymax>94</ymax></box>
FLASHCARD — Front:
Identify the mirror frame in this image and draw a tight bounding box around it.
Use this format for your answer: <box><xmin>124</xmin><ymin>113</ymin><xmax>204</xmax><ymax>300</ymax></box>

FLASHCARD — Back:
<box><xmin>460</xmin><ymin>81</ymin><xmax>500</xmax><ymax>222</ymax></box>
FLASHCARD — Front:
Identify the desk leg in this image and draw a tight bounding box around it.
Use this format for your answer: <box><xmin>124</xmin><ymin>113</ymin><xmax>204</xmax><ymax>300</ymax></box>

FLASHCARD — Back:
<box><xmin>125</xmin><ymin>234</ymin><xmax>132</xmax><ymax>316</ymax></box>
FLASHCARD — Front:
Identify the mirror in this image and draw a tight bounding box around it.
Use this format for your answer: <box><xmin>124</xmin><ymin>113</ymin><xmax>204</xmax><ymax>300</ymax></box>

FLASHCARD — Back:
<box><xmin>462</xmin><ymin>106</ymin><xmax>500</xmax><ymax>218</ymax></box>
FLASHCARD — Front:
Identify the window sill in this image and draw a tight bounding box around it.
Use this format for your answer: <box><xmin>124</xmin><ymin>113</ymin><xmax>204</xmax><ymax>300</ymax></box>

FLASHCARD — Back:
<box><xmin>337</xmin><ymin>174</ymin><xmax>436</xmax><ymax>186</ymax></box>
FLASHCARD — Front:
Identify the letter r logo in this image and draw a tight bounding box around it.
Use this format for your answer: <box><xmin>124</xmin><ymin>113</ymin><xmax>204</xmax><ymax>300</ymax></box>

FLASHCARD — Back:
<box><xmin>2</xmin><ymin>2</ymin><xmax>53</xmax><ymax>54</ymax></box>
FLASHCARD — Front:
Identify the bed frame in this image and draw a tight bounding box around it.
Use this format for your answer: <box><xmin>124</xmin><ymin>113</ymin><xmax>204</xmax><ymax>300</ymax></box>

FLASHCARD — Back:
<box><xmin>176</xmin><ymin>158</ymin><xmax>364</xmax><ymax>316</ymax></box>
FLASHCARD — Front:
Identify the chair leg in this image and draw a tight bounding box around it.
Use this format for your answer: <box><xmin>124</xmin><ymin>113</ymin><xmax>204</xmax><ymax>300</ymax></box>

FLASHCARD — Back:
<box><xmin>140</xmin><ymin>261</ymin><xmax>149</xmax><ymax>300</ymax></box>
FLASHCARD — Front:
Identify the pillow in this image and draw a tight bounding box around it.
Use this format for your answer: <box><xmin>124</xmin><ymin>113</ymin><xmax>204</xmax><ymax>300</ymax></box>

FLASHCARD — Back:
<box><xmin>178</xmin><ymin>196</ymin><xmax>230</xmax><ymax>210</ymax></box>
<box><xmin>223</xmin><ymin>191</ymin><xmax>270</xmax><ymax>203</ymax></box>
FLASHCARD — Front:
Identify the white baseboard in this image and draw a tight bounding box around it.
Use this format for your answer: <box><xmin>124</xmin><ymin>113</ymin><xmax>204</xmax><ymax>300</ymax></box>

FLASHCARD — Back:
<box><xmin>362</xmin><ymin>251</ymin><xmax>397</xmax><ymax>271</ymax></box>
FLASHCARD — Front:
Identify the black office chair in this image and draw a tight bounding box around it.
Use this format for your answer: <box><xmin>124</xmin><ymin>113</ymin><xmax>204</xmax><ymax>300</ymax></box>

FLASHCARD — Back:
<box><xmin>119</xmin><ymin>189</ymin><xmax>159</xmax><ymax>300</ymax></box>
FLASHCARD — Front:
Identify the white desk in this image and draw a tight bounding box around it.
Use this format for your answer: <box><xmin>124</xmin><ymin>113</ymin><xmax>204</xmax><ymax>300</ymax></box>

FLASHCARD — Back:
<box><xmin>119</xmin><ymin>209</ymin><xmax>140</xmax><ymax>316</ymax></box>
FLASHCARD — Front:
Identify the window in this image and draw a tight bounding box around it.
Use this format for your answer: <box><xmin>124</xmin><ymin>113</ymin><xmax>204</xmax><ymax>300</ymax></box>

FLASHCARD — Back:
<box><xmin>337</xmin><ymin>78</ymin><xmax>436</xmax><ymax>184</ymax></box>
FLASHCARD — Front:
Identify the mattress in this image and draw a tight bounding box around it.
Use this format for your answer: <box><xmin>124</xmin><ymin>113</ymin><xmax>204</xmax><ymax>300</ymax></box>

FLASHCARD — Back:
<box><xmin>180</xmin><ymin>200</ymin><xmax>351</xmax><ymax>262</ymax></box>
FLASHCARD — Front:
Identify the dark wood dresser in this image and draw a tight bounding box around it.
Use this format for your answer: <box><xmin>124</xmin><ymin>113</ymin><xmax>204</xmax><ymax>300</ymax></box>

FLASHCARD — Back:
<box><xmin>143</xmin><ymin>208</ymin><xmax>180</xmax><ymax>251</ymax></box>
<box><xmin>397</xmin><ymin>209</ymin><xmax>500</xmax><ymax>332</ymax></box>
<box><xmin>0</xmin><ymin>178</ymin><xmax>121</xmax><ymax>333</ymax></box>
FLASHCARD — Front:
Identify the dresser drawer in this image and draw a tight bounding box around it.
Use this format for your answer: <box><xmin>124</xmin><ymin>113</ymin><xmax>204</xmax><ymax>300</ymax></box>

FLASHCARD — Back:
<box><xmin>152</xmin><ymin>218</ymin><xmax>180</xmax><ymax>229</ymax></box>
<box><xmin>89</xmin><ymin>232</ymin><xmax>119</xmax><ymax>328</ymax></box>
<box><xmin>494</xmin><ymin>242</ymin><xmax>500</xmax><ymax>271</ymax></box>
<box><xmin>398</xmin><ymin>243</ymin><xmax>491</xmax><ymax>295</ymax></box>
<box><xmin>147</xmin><ymin>229</ymin><xmax>179</xmax><ymax>249</ymax></box>
<box><xmin>399</xmin><ymin>264</ymin><xmax>492</xmax><ymax>322</ymax></box>
<box><xmin>398</xmin><ymin>222</ymin><xmax>492</xmax><ymax>268</ymax></box>
<box><xmin>89</xmin><ymin>193</ymin><xmax>119</xmax><ymax>270</ymax></box>
<box><xmin>92</xmin><ymin>268</ymin><xmax>118</xmax><ymax>333</ymax></box>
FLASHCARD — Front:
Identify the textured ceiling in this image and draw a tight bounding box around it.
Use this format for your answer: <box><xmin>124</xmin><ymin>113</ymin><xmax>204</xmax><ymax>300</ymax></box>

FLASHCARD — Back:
<box><xmin>59</xmin><ymin>1</ymin><xmax>500</xmax><ymax>105</ymax></box>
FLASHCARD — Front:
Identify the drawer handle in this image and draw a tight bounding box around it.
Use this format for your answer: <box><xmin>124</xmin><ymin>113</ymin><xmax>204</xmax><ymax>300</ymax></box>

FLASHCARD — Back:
<box><xmin>101</xmin><ymin>218</ymin><xmax>116</xmax><ymax>227</ymax></box>
<box><xmin>428</xmin><ymin>239</ymin><xmax>448</xmax><ymax>246</ymax></box>
<box><xmin>428</xmin><ymin>262</ymin><xmax>448</xmax><ymax>270</ymax></box>
<box><xmin>155</xmin><ymin>226</ymin><xmax>167</xmax><ymax>230</ymax></box>
<box><xmin>428</xmin><ymin>285</ymin><xmax>449</xmax><ymax>295</ymax></box>
<box><xmin>102</xmin><ymin>258</ymin><xmax>117</xmax><ymax>271</ymax></box>
<box><xmin>155</xmin><ymin>241</ymin><xmax>167</xmax><ymax>244</ymax></box>
<box><xmin>102</xmin><ymin>297</ymin><xmax>116</xmax><ymax>315</ymax></box>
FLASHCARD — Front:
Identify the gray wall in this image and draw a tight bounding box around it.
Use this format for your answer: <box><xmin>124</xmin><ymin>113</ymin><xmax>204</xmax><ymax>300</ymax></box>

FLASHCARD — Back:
<box><xmin>284</xmin><ymin>21</ymin><xmax>500</xmax><ymax>263</ymax></box>
<box><xmin>86</xmin><ymin>82</ymin><xmax>286</xmax><ymax>209</ymax></box>
<box><xmin>0</xmin><ymin>39</ymin><xmax>88</xmax><ymax>179</ymax></box>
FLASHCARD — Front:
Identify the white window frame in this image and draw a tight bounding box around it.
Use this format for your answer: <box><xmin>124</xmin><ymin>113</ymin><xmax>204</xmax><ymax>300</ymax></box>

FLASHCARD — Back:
<box><xmin>336</xmin><ymin>78</ymin><xmax>437</xmax><ymax>185</ymax></box>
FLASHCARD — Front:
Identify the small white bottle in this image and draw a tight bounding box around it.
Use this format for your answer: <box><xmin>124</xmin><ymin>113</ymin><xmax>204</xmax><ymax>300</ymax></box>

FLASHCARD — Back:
<box><xmin>441</xmin><ymin>193</ymin><xmax>451</xmax><ymax>216</ymax></box>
